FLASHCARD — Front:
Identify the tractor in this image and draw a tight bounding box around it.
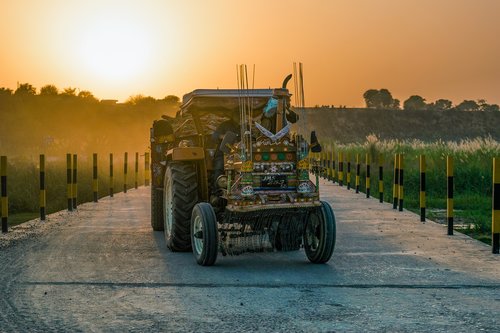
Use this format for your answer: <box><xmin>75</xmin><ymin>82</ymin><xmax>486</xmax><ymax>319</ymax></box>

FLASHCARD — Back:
<box><xmin>150</xmin><ymin>75</ymin><xmax>335</xmax><ymax>265</ymax></box>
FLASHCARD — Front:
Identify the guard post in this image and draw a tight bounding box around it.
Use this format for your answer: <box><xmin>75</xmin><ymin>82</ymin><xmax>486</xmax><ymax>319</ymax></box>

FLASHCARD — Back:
<box><xmin>331</xmin><ymin>146</ymin><xmax>336</xmax><ymax>183</ymax></box>
<box><xmin>145</xmin><ymin>152</ymin><xmax>150</xmax><ymax>186</ymax></box>
<box><xmin>420</xmin><ymin>155</ymin><xmax>426</xmax><ymax>222</ymax></box>
<box><xmin>110</xmin><ymin>153</ymin><xmax>114</xmax><ymax>197</ymax></box>
<box><xmin>66</xmin><ymin>154</ymin><xmax>72</xmax><ymax>211</ymax></box>
<box><xmin>1</xmin><ymin>156</ymin><xmax>8</xmax><ymax>233</ymax></box>
<box><xmin>398</xmin><ymin>154</ymin><xmax>404</xmax><ymax>211</ymax></box>
<box><xmin>124</xmin><ymin>152</ymin><xmax>128</xmax><ymax>193</ymax></box>
<box><xmin>93</xmin><ymin>153</ymin><xmax>98</xmax><ymax>202</ymax></box>
<box><xmin>393</xmin><ymin>154</ymin><xmax>399</xmax><ymax>209</ymax></box>
<box><xmin>40</xmin><ymin>155</ymin><xmax>46</xmax><ymax>221</ymax></box>
<box><xmin>72</xmin><ymin>154</ymin><xmax>77</xmax><ymax>209</ymax></box>
<box><xmin>355</xmin><ymin>153</ymin><xmax>360</xmax><ymax>193</ymax></box>
<box><xmin>447</xmin><ymin>156</ymin><xmax>454</xmax><ymax>235</ymax></box>
<box><xmin>135</xmin><ymin>152</ymin><xmax>139</xmax><ymax>189</ymax></box>
<box><xmin>378</xmin><ymin>154</ymin><xmax>384</xmax><ymax>203</ymax></box>
<box><xmin>366</xmin><ymin>153</ymin><xmax>371</xmax><ymax>198</ymax></box>
<box><xmin>346</xmin><ymin>153</ymin><xmax>351</xmax><ymax>190</ymax></box>
<box><xmin>338</xmin><ymin>151</ymin><xmax>344</xmax><ymax>187</ymax></box>
<box><xmin>493</xmin><ymin>158</ymin><xmax>500</xmax><ymax>254</ymax></box>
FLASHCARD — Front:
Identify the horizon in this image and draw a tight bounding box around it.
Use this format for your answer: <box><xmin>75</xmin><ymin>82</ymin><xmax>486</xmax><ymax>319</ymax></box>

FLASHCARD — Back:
<box><xmin>1</xmin><ymin>0</ymin><xmax>499</xmax><ymax>106</ymax></box>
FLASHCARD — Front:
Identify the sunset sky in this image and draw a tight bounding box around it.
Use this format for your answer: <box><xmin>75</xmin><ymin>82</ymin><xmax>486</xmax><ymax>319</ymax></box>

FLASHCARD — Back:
<box><xmin>1</xmin><ymin>0</ymin><xmax>499</xmax><ymax>106</ymax></box>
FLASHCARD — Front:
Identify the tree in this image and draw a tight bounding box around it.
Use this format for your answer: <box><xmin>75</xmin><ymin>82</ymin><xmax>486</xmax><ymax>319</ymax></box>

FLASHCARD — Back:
<box><xmin>14</xmin><ymin>83</ymin><xmax>36</xmax><ymax>96</ymax></box>
<box><xmin>379</xmin><ymin>89</ymin><xmax>396</xmax><ymax>109</ymax></box>
<box><xmin>477</xmin><ymin>99</ymin><xmax>499</xmax><ymax>112</ymax></box>
<box><xmin>482</xmin><ymin>104</ymin><xmax>500</xmax><ymax>112</ymax></box>
<box><xmin>162</xmin><ymin>95</ymin><xmax>180</xmax><ymax>105</ymax></box>
<box><xmin>40</xmin><ymin>84</ymin><xmax>59</xmax><ymax>96</ymax></box>
<box><xmin>456</xmin><ymin>100</ymin><xmax>479</xmax><ymax>111</ymax></box>
<box><xmin>78</xmin><ymin>90</ymin><xmax>98</xmax><ymax>102</ymax></box>
<box><xmin>363</xmin><ymin>88</ymin><xmax>398</xmax><ymax>109</ymax></box>
<box><xmin>126</xmin><ymin>94</ymin><xmax>156</xmax><ymax>106</ymax></box>
<box><xmin>0</xmin><ymin>87</ymin><xmax>13</xmax><ymax>97</ymax></box>
<box><xmin>363</xmin><ymin>89</ymin><xmax>379</xmax><ymax>108</ymax></box>
<box><xmin>61</xmin><ymin>87</ymin><xmax>77</xmax><ymax>97</ymax></box>
<box><xmin>391</xmin><ymin>98</ymin><xmax>401</xmax><ymax>110</ymax></box>
<box><xmin>431</xmin><ymin>99</ymin><xmax>453</xmax><ymax>111</ymax></box>
<box><xmin>403</xmin><ymin>95</ymin><xmax>427</xmax><ymax>110</ymax></box>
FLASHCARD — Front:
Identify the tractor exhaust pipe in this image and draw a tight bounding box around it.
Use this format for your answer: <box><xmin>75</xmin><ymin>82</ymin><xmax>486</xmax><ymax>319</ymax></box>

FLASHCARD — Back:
<box><xmin>282</xmin><ymin>74</ymin><xmax>293</xmax><ymax>89</ymax></box>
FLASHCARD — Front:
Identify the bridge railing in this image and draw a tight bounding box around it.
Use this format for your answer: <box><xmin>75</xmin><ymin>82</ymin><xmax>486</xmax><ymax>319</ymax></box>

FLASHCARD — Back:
<box><xmin>311</xmin><ymin>145</ymin><xmax>499</xmax><ymax>254</ymax></box>
<box><xmin>0</xmin><ymin>152</ymin><xmax>150</xmax><ymax>232</ymax></box>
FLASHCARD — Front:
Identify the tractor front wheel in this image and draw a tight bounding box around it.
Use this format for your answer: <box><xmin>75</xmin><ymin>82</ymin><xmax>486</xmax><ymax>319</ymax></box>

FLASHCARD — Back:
<box><xmin>304</xmin><ymin>201</ymin><xmax>336</xmax><ymax>264</ymax></box>
<box><xmin>191</xmin><ymin>203</ymin><xmax>218</xmax><ymax>266</ymax></box>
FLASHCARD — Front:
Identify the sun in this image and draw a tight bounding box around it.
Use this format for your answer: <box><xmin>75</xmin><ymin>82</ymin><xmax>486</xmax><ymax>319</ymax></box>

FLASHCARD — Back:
<box><xmin>79</xmin><ymin>17</ymin><xmax>152</xmax><ymax>82</ymax></box>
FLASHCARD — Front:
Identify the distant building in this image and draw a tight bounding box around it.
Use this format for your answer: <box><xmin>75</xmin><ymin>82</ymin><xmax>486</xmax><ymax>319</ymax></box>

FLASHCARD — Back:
<box><xmin>100</xmin><ymin>99</ymin><xmax>118</xmax><ymax>105</ymax></box>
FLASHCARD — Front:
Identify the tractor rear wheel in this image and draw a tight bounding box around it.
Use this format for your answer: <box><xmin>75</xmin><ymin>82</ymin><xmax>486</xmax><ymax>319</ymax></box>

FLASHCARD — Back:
<box><xmin>151</xmin><ymin>186</ymin><xmax>164</xmax><ymax>231</ymax></box>
<box><xmin>164</xmin><ymin>162</ymin><xmax>198</xmax><ymax>251</ymax></box>
<box><xmin>304</xmin><ymin>201</ymin><xmax>336</xmax><ymax>263</ymax></box>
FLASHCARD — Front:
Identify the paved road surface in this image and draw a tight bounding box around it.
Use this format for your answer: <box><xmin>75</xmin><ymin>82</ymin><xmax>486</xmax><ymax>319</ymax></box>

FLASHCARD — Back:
<box><xmin>0</xmin><ymin>179</ymin><xmax>499</xmax><ymax>332</ymax></box>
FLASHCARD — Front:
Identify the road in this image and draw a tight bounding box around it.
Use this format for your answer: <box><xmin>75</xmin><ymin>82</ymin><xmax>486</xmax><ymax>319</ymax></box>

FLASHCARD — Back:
<box><xmin>0</xmin><ymin>179</ymin><xmax>499</xmax><ymax>332</ymax></box>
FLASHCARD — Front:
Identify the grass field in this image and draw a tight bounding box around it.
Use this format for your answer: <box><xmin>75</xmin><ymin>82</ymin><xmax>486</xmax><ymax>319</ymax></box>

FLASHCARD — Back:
<box><xmin>319</xmin><ymin>135</ymin><xmax>499</xmax><ymax>244</ymax></box>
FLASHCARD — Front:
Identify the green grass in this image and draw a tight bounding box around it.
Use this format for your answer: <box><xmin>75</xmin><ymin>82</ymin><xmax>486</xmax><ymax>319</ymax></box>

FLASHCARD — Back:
<box><xmin>320</xmin><ymin>135</ymin><xmax>499</xmax><ymax>244</ymax></box>
<box><xmin>9</xmin><ymin>212</ymin><xmax>40</xmax><ymax>227</ymax></box>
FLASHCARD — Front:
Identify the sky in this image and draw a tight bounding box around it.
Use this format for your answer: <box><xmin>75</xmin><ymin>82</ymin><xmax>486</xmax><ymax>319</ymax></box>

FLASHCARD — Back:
<box><xmin>0</xmin><ymin>0</ymin><xmax>499</xmax><ymax>106</ymax></box>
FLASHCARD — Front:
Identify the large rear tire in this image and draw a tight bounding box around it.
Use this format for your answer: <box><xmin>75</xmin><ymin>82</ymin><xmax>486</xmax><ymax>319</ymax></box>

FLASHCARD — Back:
<box><xmin>304</xmin><ymin>201</ymin><xmax>336</xmax><ymax>263</ymax></box>
<box><xmin>164</xmin><ymin>162</ymin><xmax>198</xmax><ymax>252</ymax></box>
<box><xmin>151</xmin><ymin>186</ymin><xmax>164</xmax><ymax>231</ymax></box>
<box><xmin>191</xmin><ymin>203</ymin><xmax>218</xmax><ymax>266</ymax></box>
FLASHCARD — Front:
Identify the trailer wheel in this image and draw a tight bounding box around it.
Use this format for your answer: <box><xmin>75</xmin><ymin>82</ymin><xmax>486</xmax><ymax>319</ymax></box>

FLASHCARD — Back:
<box><xmin>304</xmin><ymin>201</ymin><xmax>336</xmax><ymax>263</ymax></box>
<box><xmin>164</xmin><ymin>162</ymin><xmax>198</xmax><ymax>251</ymax></box>
<box><xmin>191</xmin><ymin>203</ymin><xmax>218</xmax><ymax>266</ymax></box>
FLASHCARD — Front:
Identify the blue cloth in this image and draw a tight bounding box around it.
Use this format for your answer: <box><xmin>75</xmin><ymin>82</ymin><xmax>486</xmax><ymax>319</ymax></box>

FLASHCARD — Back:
<box><xmin>263</xmin><ymin>97</ymin><xmax>278</xmax><ymax>118</ymax></box>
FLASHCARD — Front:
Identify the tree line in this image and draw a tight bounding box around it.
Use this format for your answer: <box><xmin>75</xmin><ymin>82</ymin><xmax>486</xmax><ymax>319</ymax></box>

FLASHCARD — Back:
<box><xmin>0</xmin><ymin>83</ymin><xmax>180</xmax><ymax>157</ymax></box>
<box><xmin>0</xmin><ymin>83</ymin><xmax>180</xmax><ymax>106</ymax></box>
<box><xmin>363</xmin><ymin>89</ymin><xmax>499</xmax><ymax>112</ymax></box>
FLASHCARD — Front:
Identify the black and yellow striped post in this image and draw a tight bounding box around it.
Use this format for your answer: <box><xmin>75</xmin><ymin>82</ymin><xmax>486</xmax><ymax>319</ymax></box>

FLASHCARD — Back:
<box><xmin>447</xmin><ymin>156</ymin><xmax>454</xmax><ymax>235</ymax></box>
<box><xmin>66</xmin><ymin>154</ymin><xmax>72</xmax><ymax>212</ymax></box>
<box><xmin>109</xmin><ymin>153</ymin><xmax>114</xmax><ymax>197</ymax></box>
<box><xmin>72</xmin><ymin>154</ymin><xmax>77</xmax><ymax>210</ymax></box>
<box><xmin>124</xmin><ymin>152</ymin><xmax>128</xmax><ymax>193</ymax></box>
<box><xmin>346</xmin><ymin>153</ymin><xmax>351</xmax><ymax>190</ymax></box>
<box><xmin>327</xmin><ymin>147</ymin><xmax>332</xmax><ymax>181</ymax></box>
<box><xmin>93</xmin><ymin>153</ymin><xmax>98</xmax><ymax>202</ymax></box>
<box><xmin>325</xmin><ymin>148</ymin><xmax>328</xmax><ymax>180</ymax></box>
<box><xmin>493</xmin><ymin>158</ymin><xmax>500</xmax><ymax>254</ymax></box>
<box><xmin>366</xmin><ymin>153</ymin><xmax>371</xmax><ymax>198</ymax></box>
<box><xmin>1</xmin><ymin>156</ymin><xmax>8</xmax><ymax>233</ymax></box>
<box><xmin>378</xmin><ymin>154</ymin><xmax>384</xmax><ymax>203</ymax></box>
<box><xmin>420</xmin><ymin>155</ymin><xmax>426</xmax><ymax>222</ymax></box>
<box><xmin>324</xmin><ymin>146</ymin><xmax>328</xmax><ymax>180</ymax></box>
<box><xmin>398</xmin><ymin>154</ymin><xmax>404</xmax><ymax>211</ymax></box>
<box><xmin>39</xmin><ymin>155</ymin><xmax>46</xmax><ymax>221</ymax></box>
<box><xmin>355</xmin><ymin>153</ymin><xmax>360</xmax><ymax>193</ymax></box>
<box><xmin>319</xmin><ymin>147</ymin><xmax>323</xmax><ymax>178</ymax></box>
<box><xmin>338</xmin><ymin>151</ymin><xmax>344</xmax><ymax>187</ymax></box>
<box><xmin>145</xmin><ymin>152</ymin><xmax>150</xmax><ymax>186</ymax></box>
<box><xmin>393</xmin><ymin>154</ymin><xmax>399</xmax><ymax>209</ymax></box>
<box><xmin>331</xmin><ymin>146</ymin><xmax>336</xmax><ymax>183</ymax></box>
<box><xmin>135</xmin><ymin>152</ymin><xmax>139</xmax><ymax>189</ymax></box>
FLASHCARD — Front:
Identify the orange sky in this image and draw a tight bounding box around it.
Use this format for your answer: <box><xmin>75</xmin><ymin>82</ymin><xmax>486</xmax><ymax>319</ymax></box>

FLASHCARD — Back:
<box><xmin>1</xmin><ymin>0</ymin><xmax>499</xmax><ymax>106</ymax></box>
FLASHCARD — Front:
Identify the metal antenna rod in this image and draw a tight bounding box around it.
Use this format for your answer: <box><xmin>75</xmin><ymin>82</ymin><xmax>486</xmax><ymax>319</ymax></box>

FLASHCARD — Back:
<box><xmin>236</xmin><ymin>64</ymin><xmax>245</xmax><ymax>159</ymax></box>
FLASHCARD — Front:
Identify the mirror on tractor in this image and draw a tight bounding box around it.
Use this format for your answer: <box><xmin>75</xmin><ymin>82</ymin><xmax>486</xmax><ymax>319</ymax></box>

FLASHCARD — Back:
<box><xmin>310</xmin><ymin>130</ymin><xmax>322</xmax><ymax>153</ymax></box>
